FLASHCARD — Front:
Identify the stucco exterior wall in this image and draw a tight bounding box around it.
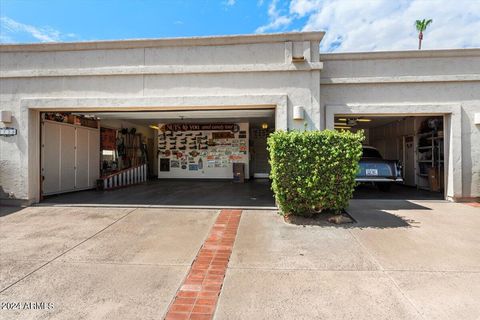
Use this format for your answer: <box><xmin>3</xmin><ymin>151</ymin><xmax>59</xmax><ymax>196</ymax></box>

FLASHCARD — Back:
<box><xmin>320</xmin><ymin>50</ymin><xmax>480</xmax><ymax>199</ymax></box>
<box><xmin>320</xmin><ymin>51</ymin><xmax>480</xmax><ymax>78</ymax></box>
<box><xmin>0</xmin><ymin>32</ymin><xmax>323</xmax><ymax>203</ymax></box>
<box><xmin>0</xmin><ymin>33</ymin><xmax>478</xmax><ymax>203</ymax></box>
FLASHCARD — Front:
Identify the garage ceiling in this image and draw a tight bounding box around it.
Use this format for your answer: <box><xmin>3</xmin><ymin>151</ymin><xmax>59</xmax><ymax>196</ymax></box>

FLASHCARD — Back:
<box><xmin>76</xmin><ymin>109</ymin><xmax>275</xmax><ymax>120</ymax></box>
<box><xmin>335</xmin><ymin>116</ymin><xmax>411</xmax><ymax>129</ymax></box>
<box><xmin>75</xmin><ymin>109</ymin><xmax>276</xmax><ymax>127</ymax></box>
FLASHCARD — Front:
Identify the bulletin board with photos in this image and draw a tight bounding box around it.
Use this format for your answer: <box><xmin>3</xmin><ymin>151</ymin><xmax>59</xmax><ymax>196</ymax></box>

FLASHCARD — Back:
<box><xmin>157</xmin><ymin>122</ymin><xmax>249</xmax><ymax>179</ymax></box>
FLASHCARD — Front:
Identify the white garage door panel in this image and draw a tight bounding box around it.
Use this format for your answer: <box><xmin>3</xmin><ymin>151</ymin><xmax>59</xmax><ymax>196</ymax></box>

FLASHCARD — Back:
<box><xmin>88</xmin><ymin>130</ymin><xmax>100</xmax><ymax>187</ymax></box>
<box><xmin>42</xmin><ymin>122</ymin><xmax>61</xmax><ymax>194</ymax></box>
<box><xmin>60</xmin><ymin>126</ymin><xmax>76</xmax><ymax>192</ymax></box>
<box><xmin>76</xmin><ymin>127</ymin><xmax>90</xmax><ymax>189</ymax></box>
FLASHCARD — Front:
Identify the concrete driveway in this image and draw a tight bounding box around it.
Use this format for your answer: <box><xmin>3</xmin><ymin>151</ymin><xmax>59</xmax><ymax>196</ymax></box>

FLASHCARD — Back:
<box><xmin>1</xmin><ymin>200</ymin><xmax>479</xmax><ymax>320</ymax></box>
<box><xmin>0</xmin><ymin>206</ymin><xmax>218</xmax><ymax>319</ymax></box>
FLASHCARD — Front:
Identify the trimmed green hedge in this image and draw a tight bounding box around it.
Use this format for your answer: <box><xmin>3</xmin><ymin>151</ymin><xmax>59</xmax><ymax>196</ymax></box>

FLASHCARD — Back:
<box><xmin>267</xmin><ymin>130</ymin><xmax>364</xmax><ymax>216</ymax></box>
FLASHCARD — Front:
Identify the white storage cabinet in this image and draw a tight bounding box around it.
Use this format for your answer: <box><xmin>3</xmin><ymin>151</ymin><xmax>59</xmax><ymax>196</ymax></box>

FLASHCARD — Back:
<box><xmin>41</xmin><ymin>120</ymin><xmax>100</xmax><ymax>195</ymax></box>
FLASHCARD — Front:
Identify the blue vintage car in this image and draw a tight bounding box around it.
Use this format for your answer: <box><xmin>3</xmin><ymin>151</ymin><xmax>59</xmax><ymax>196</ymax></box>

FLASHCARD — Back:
<box><xmin>356</xmin><ymin>146</ymin><xmax>403</xmax><ymax>191</ymax></box>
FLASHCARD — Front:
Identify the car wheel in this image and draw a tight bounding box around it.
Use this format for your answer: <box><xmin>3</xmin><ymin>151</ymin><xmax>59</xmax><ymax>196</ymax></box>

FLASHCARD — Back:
<box><xmin>376</xmin><ymin>182</ymin><xmax>391</xmax><ymax>192</ymax></box>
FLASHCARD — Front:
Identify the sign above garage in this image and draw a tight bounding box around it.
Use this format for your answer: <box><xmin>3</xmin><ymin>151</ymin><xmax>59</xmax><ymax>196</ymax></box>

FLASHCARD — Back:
<box><xmin>161</xmin><ymin>123</ymin><xmax>240</xmax><ymax>132</ymax></box>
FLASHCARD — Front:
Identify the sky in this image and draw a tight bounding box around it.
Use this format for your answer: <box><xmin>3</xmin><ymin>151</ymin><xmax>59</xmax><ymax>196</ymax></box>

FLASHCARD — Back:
<box><xmin>0</xmin><ymin>0</ymin><xmax>479</xmax><ymax>52</ymax></box>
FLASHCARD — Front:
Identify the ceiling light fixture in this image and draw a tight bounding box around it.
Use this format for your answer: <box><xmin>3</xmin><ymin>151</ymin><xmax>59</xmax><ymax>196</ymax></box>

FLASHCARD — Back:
<box><xmin>149</xmin><ymin>125</ymin><xmax>160</xmax><ymax>130</ymax></box>
<box><xmin>346</xmin><ymin>119</ymin><xmax>357</xmax><ymax>126</ymax></box>
<box><xmin>357</xmin><ymin>118</ymin><xmax>372</xmax><ymax>122</ymax></box>
<box><xmin>334</xmin><ymin>126</ymin><xmax>351</xmax><ymax>130</ymax></box>
<box><xmin>261</xmin><ymin>122</ymin><xmax>269</xmax><ymax>129</ymax></box>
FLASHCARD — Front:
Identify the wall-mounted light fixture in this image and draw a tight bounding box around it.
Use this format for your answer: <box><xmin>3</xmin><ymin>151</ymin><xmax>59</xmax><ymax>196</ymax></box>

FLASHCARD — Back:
<box><xmin>0</xmin><ymin>111</ymin><xmax>16</xmax><ymax>137</ymax></box>
<box><xmin>293</xmin><ymin>106</ymin><xmax>305</xmax><ymax>120</ymax></box>
<box><xmin>0</xmin><ymin>111</ymin><xmax>12</xmax><ymax>123</ymax></box>
<box><xmin>261</xmin><ymin>122</ymin><xmax>269</xmax><ymax>130</ymax></box>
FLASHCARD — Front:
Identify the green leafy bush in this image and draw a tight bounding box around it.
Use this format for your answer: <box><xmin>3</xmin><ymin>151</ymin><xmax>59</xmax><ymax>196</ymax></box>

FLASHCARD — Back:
<box><xmin>267</xmin><ymin>129</ymin><xmax>364</xmax><ymax>216</ymax></box>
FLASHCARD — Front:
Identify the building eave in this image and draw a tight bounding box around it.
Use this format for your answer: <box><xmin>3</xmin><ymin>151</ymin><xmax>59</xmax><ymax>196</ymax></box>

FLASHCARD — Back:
<box><xmin>0</xmin><ymin>31</ymin><xmax>325</xmax><ymax>52</ymax></box>
<box><xmin>320</xmin><ymin>48</ymin><xmax>480</xmax><ymax>60</ymax></box>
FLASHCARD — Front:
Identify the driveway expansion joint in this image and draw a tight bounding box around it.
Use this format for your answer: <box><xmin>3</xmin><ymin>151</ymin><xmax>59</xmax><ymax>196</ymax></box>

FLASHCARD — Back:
<box><xmin>45</xmin><ymin>260</ymin><xmax>195</xmax><ymax>267</ymax></box>
<box><xmin>164</xmin><ymin>209</ymin><xmax>242</xmax><ymax>320</ymax></box>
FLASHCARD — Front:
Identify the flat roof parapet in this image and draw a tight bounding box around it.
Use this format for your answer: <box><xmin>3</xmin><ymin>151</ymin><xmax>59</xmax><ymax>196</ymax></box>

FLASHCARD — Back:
<box><xmin>0</xmin><ymin>31</ymin><xmax>325</xmax><ymax>52</ymax></box>
<box><xmin>321</xmin><ymin>48</ymin><xmax>480</xmax><ymax>60</ymax></box>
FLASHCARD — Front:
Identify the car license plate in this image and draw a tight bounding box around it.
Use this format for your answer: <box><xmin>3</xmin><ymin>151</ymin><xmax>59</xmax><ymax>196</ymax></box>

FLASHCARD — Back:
<box><xmin>366</xmin><ymin>169</ymin><xmax>378</xmax><ymax>176</ymax></box>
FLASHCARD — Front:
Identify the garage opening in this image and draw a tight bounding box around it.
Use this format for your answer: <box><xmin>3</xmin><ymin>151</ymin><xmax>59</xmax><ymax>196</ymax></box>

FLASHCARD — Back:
<box><xmin>334</xmin><ymin>115</ymin><xmax>446</xmax><ymax>200</ymax></box>
<box><xmin>39</xmin><ymin>109</ymin><xmax>276</xmax><ymax>208</ymax></box>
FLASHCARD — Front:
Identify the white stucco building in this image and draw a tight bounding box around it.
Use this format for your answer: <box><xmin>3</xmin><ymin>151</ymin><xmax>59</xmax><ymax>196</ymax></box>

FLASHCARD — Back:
<box><xmin>0</xmin><ymin>32</ymin><xmax>479</xmax><ymax>205</ymax></box>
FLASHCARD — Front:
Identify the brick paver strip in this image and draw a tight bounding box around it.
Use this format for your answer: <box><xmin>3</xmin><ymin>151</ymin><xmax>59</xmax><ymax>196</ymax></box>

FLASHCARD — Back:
<box><xmin>464</xmin><ymin>202</ymin><xmax>480</xmax><ymax>208</ymax></box>
<box><xmin>165</xmin><ymin>209</ymin><xmax>242</xmax><ymax>320</ymax></box>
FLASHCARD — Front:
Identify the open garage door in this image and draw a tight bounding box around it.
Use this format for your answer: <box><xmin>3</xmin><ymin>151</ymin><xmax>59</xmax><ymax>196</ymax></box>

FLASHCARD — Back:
<box><xmin>39</xmin><ymin>108</ymin><xmax>276</xmax><ymax>208</ymax></box>
<box><xmin>334</xmin><ymin>115</ymin><xmax>446</xmax><ymax>200</ymax></box>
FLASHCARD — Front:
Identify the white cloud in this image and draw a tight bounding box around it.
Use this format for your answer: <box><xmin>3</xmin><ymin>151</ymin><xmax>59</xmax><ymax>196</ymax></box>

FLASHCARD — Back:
<box><xmin>256</xmin><ymin>0</ymin><xmax>293</xmax><ymax>33</ymax></box>
<box><xmin>0</xmin><ymin>16</ymin><xmax>77</xmax><ymax>43</ymax></box>
<box><xmin>289</xmin><ymin>0</ymin><xmax>319</xmax><ymax>17</ymax></box>
<box><xmin>257</xmin><ymin>0</ymin><xmax>480</xmax><ymax>52</ymax></box>
<box><xmin>225</xmin><ymin>0</ymin><xmax>236</xmax><ymax>6</ymax></box>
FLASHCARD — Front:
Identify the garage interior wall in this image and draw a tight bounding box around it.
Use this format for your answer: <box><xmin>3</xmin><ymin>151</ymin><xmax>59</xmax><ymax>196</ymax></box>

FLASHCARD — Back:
<box><xmin>368</xmin><ymin>116</ymin><xmax>443</xmax><ymax>189</ymax></box>
<box><xmin>370</xmin><ymin>117</ymin><xmax>417</xmax><ymax>160</ymax></box>
<box><xmin>157</xmin><ymin>122</ymin><xmax>249</xmax><ymax>179</ymax></box>
<box><xmin>99</xmin><ymin>119</ymin><xmax>157</xmax><ymax>176</ymax></box>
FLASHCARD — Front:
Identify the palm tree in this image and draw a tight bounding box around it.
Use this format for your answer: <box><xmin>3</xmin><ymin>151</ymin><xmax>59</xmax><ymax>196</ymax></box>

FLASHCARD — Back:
<box><xmin>415</xmin><ymin>19</ymin><xmax>433</xmax><ymax>50</ymax></box>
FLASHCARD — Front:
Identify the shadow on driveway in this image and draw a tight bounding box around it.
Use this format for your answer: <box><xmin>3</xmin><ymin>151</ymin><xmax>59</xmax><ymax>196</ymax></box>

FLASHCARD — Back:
<box><xmin>286</xmin><ymin>200</ymin><xmax>431</xmax><ymax>230</ymax></box>
<box><xmin>346</xmin><ymin>199</ymin><xmax>431</xmax><ymax>229</ymax></box>
<box><xmin>0</xmin><ymin>206</ymin><xmax>25</xmax><ymax>218</ymax></box>
<box><xmin>353</xmin><ymin>183</ymin><xmax>444</xmax><ymax>200</ymax></box>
